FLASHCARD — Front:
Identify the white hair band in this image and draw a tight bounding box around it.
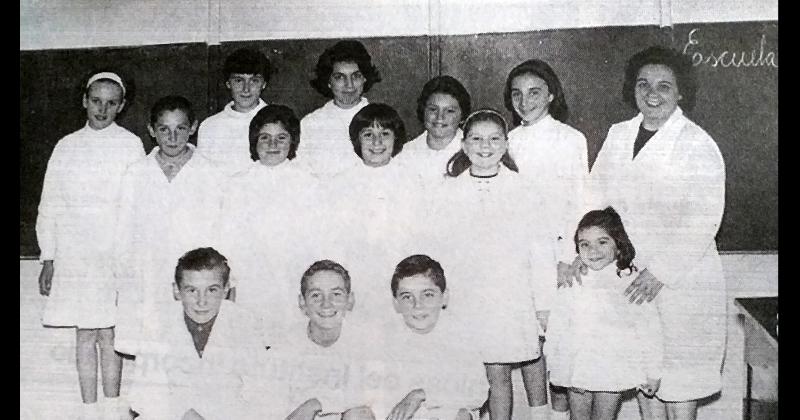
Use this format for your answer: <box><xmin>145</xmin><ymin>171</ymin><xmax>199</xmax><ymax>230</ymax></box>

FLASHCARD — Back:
<box><xmin>86</xmin><ymin>72</ymin><xmax>126</xmax><ymax>97</ymax></box>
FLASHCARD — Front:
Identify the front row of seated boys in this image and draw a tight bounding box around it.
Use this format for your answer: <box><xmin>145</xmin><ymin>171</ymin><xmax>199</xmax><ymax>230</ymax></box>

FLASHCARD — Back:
<box><xmin>128</xmin><ymin>248</ymin><xmax>488</xmax><ymax>420</ymax></box>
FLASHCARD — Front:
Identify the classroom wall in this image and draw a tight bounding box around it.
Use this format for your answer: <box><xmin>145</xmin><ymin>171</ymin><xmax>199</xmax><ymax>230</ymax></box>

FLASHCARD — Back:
<box><xmin>20</xmin><ymin>0</ymin><xmax>779</xmax><ymax>50</ymax></box>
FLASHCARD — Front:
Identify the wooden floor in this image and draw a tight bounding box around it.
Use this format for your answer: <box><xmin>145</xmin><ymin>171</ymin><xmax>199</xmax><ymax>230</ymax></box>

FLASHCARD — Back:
<box><xmin>20</xmin><ymin>259</ymin><xmax>755</xmax><ymax>419</ymax></box>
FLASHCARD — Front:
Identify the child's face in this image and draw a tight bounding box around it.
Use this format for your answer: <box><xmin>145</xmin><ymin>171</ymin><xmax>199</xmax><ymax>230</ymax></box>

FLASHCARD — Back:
<box><xmin>173</xmin><ymin>267</ymin><xmax>229</xmax><ymax>324</ymax></box>
<box><xmin>256</xmin><ymin>122</ymin><xmax>291</xmax><ymax>166</ymax></box>
<box><xmin>462</xmin><ymin>120</ymin><xmax>507</xmax><ymax>170</ymax></box>
<box><xmin>424</xmin><ymin>93</ymin><xmax>462</xmax><ymax>141</ymax></box>
<box><xmin>329</xmin><ymin>61</ymin><xmax>365</xmax><ymax>108</ymax></box>
<box><xmin>226</xmin><ymin>73</ymin><xmax>266</xmax><ymax>113</ymax></box>
<box><xmin>148</xmin><ymin>109</ymin><xmax>198</xmax><ymax>158</ymax></box>
<box><xmin>510</xmin><ymin>73</ymin><xmax>553</xmax><ymax>125</ymax></box>
<box><xmin>393</xmin><ymin>273</ymin><xmax>448</xmax><ymax>334</ymax></box>
<box><xmin>577</xmin><ymin>226</ymin><xmax>619</xmax><ymax>271</ymax></box>
<box><xmin>299</xmin><ymin>270</ymin><xmax>354</xmax><ymax>330</ymax></box>
<box><xmin>82</xmin><ymin>80</ymin><xmax>125</xmax><ymax>130</ymax></box>
<box><xmin>358</xmin><ymin>122</ymin><xmax>395</xmax><ymax>167</ymax></box>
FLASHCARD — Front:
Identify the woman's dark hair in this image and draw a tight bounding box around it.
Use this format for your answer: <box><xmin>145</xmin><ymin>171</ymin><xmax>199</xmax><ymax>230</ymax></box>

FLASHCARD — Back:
<box><xmin>574</xmin><ymin>206</ymin><xmax>637</xmax><ymax>275</ymax></box>
<box><xmin>415</xmin><ymin>75</ymin><xmax>471</xmax><ymax>124</ymax></box>
<box><xmin>309</xmin><ymin>40</ymin><xmax>382</xmax><ymax>98</ymax></box>
<box><xmin>390</xmin><ymin>254</ymin><xmax>446</xmax><ymax>297</ymax></box>
<box><xmin>248</xmin><ymin>104</ymin><xmax>301</xmax><ymax>161</ymax></box>
<box><xmin>622</xmin><ymin>46</ymin><xmax>697</xmax><ymax>112</ymax></box>
<box><xmin>503</xmin><ymin>59</ymin><xmax>569</xmax><ymax>126</ymax></box>
<box><xmin>445</xmin><ymin>109</ymin><xmax>518</xmax><ymax>177</ymax></box>
<box><xmin>149</xmin><ymin>95</ymin><xmax>195</xmax><ymax>126</ymax></box>
<box><xmin>223</xmin><ymin>48</ymin><xmax>273</xmax><ymax>84</ymax></box>
<box><xmin>348</xmin><ymin>103</ymin><xmax>406</xmax><ymax>159</ymax></box>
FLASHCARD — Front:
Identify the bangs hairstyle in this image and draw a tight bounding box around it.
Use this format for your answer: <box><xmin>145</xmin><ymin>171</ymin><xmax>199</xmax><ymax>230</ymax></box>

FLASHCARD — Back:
<box><xmin>300</xmin><ymin>259</ymin><xmax>352</xmax><ymax>296</ymax></box>
<box><xmin>416</xmin><ymin>75</ymin><xmax>471</xmax><ymax>123</ymax></box>
<box><xmin>174</xmin><ymin>247</ymin><xmax>231</xmax><ymax>287</ymax></box>
<box><xmin>348</xmin><ymin>103</ymin><xmax>407</xmax><ymax>158</ymax></box>
<box><xmin>446</xmin><ymin>109</ymin><xmax>518</xmax><ymax>177</ymax></box>
<box><xmin>503</xmin><ymin>59</ymin><xmax>569</xmax><ymax>126</ymax></box>
<box><xmin>149</xmin><ymin>95</ymin><xmax>196</xmax><ymax>126</ymax></box>
<box><xmin>622</xmin><ymin>45</ymin><xmax>697</xmax><ymax>112</ymax></box>
<box><xmin>574</xmin><ymin>207</ymin><xmax>637</xmax><ymax>275</ymax></box>
<box><xmin>309</xmin><ymin>40</ymin><xmax>382</xmax><ymax>98</ymax></box>
<box><xmin>223</xmin><ymin>47</ymin><xmax>273</xmax><ymax>83</ymax></box>
<box><xmin>390</xmin><ymin>254</ymin><xmax>446</xmax><ymax>297</ymax></box>
<box><xmin>249</xmin><ymin>104</ymin><xmax>301</xmax><ymax>161</ymax></box>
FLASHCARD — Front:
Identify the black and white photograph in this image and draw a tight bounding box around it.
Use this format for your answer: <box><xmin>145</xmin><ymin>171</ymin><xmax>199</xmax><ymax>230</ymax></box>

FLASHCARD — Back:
<box><xmin>20</xmin><ymin>1</ymin><xmax>778</xmax><ymax>419</ymax></box>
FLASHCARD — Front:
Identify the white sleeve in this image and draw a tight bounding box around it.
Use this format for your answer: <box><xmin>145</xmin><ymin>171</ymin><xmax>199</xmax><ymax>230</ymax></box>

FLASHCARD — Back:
<box><xmin>632</xmin><ymin>302</ymin><xmax>664</xmax><ymax>380</ymax></box>
<box><xmin>555</xmin><ymin>129</ymin><xmax>591</xmax><ymax>263</ymax></box>
<box><xmin>637</xmin><ymin>136</ymin><xmax>725</xmax><ymax>288</ymax></box>
<box><xmin>36</xmin><ymin>146</ymin><xmax>64</xmax><ymax>261</ymax></box>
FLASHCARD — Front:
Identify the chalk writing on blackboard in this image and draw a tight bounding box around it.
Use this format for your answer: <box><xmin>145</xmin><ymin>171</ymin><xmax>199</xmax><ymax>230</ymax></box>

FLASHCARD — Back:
<box><xmin>682</xmin><ymin>28</ymin><xmax>778</xmax><ymax>68</ymax></box>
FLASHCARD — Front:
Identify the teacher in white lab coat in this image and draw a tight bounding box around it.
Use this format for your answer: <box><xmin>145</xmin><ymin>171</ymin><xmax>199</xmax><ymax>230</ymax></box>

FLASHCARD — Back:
<box><xmin>296</xmin><ymin>40</ymin><xmax>382</xmax><ymax>178</ymax></box>
<box><xmin>579</xmin><ymin>46</ymin><xmax>726</xmax><ymax>420</ymax></box>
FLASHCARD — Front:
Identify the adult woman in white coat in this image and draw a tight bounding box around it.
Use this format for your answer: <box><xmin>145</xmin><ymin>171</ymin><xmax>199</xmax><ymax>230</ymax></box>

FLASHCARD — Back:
<box><xmin>296</xmin><ymin>40</ymin><xmax>382</xmax><ymax>178</ymax></box>
<box><xmin>392</xmin><ymin>75</ymin><xmax>471</xmax><ymax>183</ymax></box>
<box><xmin>576</xmin><ymin>46</ymin><xmax>727</xmax><ymax>420</ymax></box>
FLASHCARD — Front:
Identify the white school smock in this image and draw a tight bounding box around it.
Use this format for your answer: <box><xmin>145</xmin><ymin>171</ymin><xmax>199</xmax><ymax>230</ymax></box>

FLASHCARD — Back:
<box><xmin>113</xmin><ymin>146</ymin><xmax>226</xmax><ymax>355</ymax></box>
<box><xmin>507</xmin><ymin>115</ymin><xmax>590</xmax><ymax>266</ymax></box>
<box><xmin>128</xmin><ymin>301</ymin><xmax>278</xmax><ymax>420</ymax></box>
<box><xmin>218</xmin><ymin>160</ymin><xmax>319</xmax><ymax>332</ymax></box>
<box><xmin>587</xmin><ymin>107</ymin><xmax>726</xmax><ymax>401</ymax></box>
<box><xmin>266</xmin><ymin>317</ymin><xmax>386</xmax><ymax>416</ymax></box>
<box><xmin>295</xmin><ymin>98</ymin><xmax>369</xmax><ymax>178</ymax></box>
<box><xmin>426</xmin><ymin>167</ymin><xmax>544</xmax><ymax>363</ymax></box>
<box><xmin>373</xmin><ymin>314</ymin><xmax>488</xmax><ymax>420</ymax></box>
<box><xmin>545</xmin><ymin>264</ymin><xmax>663</xmax><ymax>392</ymax></box>
<box><xmin>319</xmin><ymin>161</ymin><xmax>428</xmax><ymax>327</ymax></box>
<box><xmin>36</xmin><ymin>122</ymin><xmax>144</xmax><ymax>328</ymax></box>
<box><xmin>391</xmin><ymin>129</ymin><xmax>463</xmax><ymax>185</ymax></box>
<box><xmin>197</xmin><ymin>99</ymin><xmax>267</xmax><ymax>175</ymax></box>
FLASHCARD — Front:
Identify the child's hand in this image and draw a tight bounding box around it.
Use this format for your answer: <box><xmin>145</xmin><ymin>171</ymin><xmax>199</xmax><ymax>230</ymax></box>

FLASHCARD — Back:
<box><xmin>342</xmin><ymin>406</ymin><xmax>376</xmax><ymax>420</ymax></box>
<box><xmin>638</xmin><ymin>378</ymin><xmax>661</xmax><ymax>398</ymax></box>
<box><xmin>624</xmin><ymin>269</ymin><xmax>664</xmax><ymax>304</ymax></box>
<box><xmin>454</xmin><ymin>408</ymin><xmax>472</xmax><ymax>420</ymax></box>
<box><xmin>557</xmin><ymin>256</ymin><xmax>586</xmax><ymax>288</ymax></box>
<box><xmin>38</xmin><ymin>260</ymin><xmax>54</xmax><ymax>296</ymax></box>
<box><xmin>387</xmin><ymin>389</ymin><xmax>426</xmax><ymax>420</ymax></box>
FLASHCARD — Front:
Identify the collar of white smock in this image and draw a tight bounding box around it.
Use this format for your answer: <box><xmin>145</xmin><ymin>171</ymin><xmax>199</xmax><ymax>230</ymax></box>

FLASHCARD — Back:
<box><xmin>516</xmin><ymin>113</ymin><xmax>557</xmax><ymax>133</ymax></box>
<box><xmin>632</xmin><ymin>106</ymin><xmax>684</xmax><ymax>131</ymax></box>
<box><xmin>81</xmin><ymin>121</ymin><xmax>123</xmax><ymax>136</ymax></box>
<box><xmin>322</xmin><ymin>97</ymin><xmax>369</xmax><ymax>115</ymax></box>
<box><xmin>221</xmin><ymin>99</ymin><xmax>267</xmax><ymax>118</ymax></box>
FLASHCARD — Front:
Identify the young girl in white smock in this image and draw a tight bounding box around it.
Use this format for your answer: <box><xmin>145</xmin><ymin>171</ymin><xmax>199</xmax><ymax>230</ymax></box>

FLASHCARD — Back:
<box><xmin>36</xmin><ymin>71</ymin><xmax>144</xmax><ymax>419</ymax></box>
<box><xmin>429</xmin><ymin>109</ymin><xmax>553</xmax><ymax>420</ymax></box>
<box><xmin>546</xmin><ymin>207</ymin><xmax>662</xmax><ymax>420</ymax></box>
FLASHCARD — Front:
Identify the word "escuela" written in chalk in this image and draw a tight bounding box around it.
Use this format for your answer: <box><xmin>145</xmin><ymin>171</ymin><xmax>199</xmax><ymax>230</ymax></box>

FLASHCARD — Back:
<box><xmin>682</xmin><ymin>28</ymin><xmax>778</xmax><ymax>68</ymax></box>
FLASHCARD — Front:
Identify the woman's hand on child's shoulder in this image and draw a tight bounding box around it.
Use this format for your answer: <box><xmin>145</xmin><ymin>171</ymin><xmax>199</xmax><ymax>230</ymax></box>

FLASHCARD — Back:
<box><xmin>557</xmin><ymin>256</ymin><xmax>587</xmax><ymax>288</ymax></box>
<box><xmin>624</xmin><ymin>269</ymin><xmax>664</xmax><ymax>304</ymax></box>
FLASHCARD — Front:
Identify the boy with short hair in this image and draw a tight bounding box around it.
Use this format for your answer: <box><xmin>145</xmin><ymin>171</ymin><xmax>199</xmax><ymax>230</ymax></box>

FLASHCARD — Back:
<box><xmin>197</xmin><ymin>48</ymin><xmax>272</xmax><ymax>174</ymax></box>
<box><xmin>127</xmin><ymin>247</ymin><xmax>267</xmax><ymax>419</ymax></box>
<box><xmin>268</xmin><ymin>259</ymin><xmax>381</xmax><ymax>419</ymax></box>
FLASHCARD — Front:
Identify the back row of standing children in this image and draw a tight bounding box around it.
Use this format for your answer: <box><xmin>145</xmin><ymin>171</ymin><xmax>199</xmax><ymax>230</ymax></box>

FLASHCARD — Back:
<box><xmin>36</xmin><ymin>40</ymin><xmax>726</xmax><ymax>420</ymax></box>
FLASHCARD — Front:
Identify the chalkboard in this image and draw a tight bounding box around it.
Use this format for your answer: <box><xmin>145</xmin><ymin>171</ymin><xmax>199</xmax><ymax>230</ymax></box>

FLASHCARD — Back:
<box><xmin>19</xmin><ymin>21</ymin><xmax>777</xmax><ymax>256</ymax></box>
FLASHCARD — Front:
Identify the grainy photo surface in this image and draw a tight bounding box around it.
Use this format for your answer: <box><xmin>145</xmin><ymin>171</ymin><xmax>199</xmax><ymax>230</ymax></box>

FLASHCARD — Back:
<box><xmin>20</xmin><ymin>2</ymin><xmax>777</xmax><ymax>419</ymax></box>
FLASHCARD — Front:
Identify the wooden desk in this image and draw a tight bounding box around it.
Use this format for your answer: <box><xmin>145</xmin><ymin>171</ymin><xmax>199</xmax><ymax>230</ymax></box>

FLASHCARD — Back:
<box><xmin>735</xmin><ymin>297</ymin><xmax>778</xmax><ymax>420</ymax></box>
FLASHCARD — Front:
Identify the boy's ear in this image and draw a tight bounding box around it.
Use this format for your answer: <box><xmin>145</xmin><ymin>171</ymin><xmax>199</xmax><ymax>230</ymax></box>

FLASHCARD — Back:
<box><xmin>298</xmin><ymin>294</ymin><xmax>306</xmax><ymax>312</ymax></box>
<box><xmin>147</xmin><ymin>124</ymin><xmax>156</xmax><ymax>138</ymax></box>
<box><xmin>172</xmin><ymin>283</ymin><xmax>181</xmax><ymax>301</ymax></box>
<box><xmin>346</xmin><ymin>292</ymin><xmax>355</xmax><ymax>311</ymax></box>
<box><xmin>442</xmin><ymin>290</ymin><xmax>450</xmax><ymax>309</ymax></box>
<box><xmin>189</xmin><ymin>120</ymin><xmax>199</xmax><ymax>135</ymax></box>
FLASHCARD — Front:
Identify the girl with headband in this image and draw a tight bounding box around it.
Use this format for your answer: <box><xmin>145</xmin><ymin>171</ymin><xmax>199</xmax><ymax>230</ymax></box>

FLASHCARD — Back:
<box><xmin>36</xmin><ymin>70</ymin><xmax>144</xmax><ymax>419</ymax></box>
